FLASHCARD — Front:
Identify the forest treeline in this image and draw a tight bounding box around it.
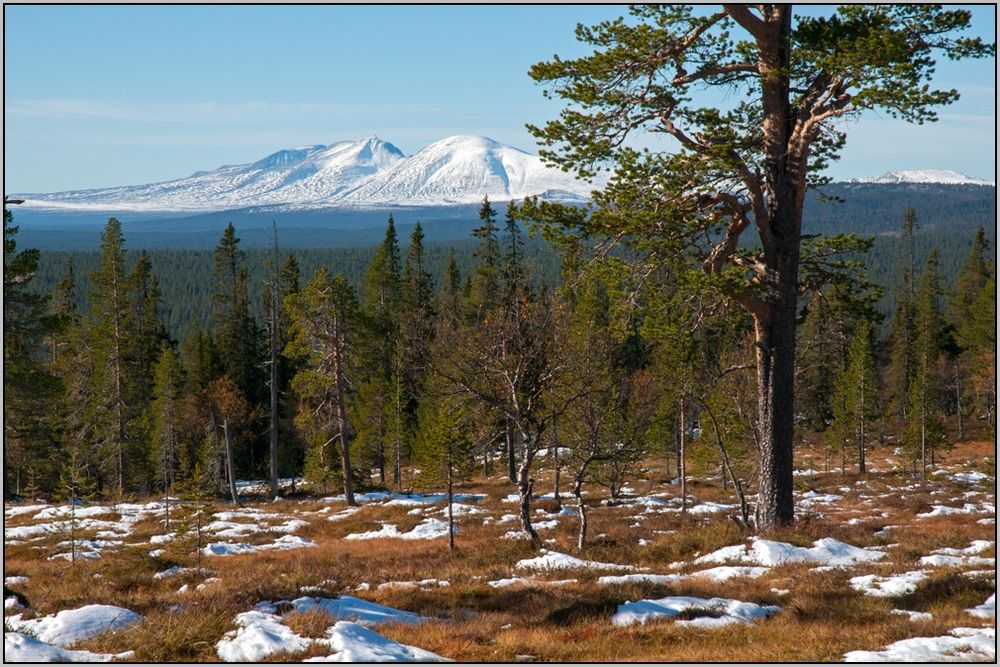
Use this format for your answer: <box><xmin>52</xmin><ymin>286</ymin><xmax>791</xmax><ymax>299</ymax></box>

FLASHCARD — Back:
<box><xmin>4</xmin><ymin>194</ymin><xmax>996</xmax><ymax>545</ymax></box>
<box><xmin>28</xmin><ymin>224</ymin><xmax>987</xmax><ymax>339</ymax></box>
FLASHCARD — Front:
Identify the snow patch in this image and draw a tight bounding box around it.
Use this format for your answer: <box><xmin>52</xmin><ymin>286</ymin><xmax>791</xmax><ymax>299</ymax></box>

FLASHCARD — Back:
<box><xmin>611</xmin><ymin>596</ymin><xmax>780</xmax><ymax>628</ymax></box>
<box><xmin>515</xmin><ymin>549</ymin><xmax>643</xmax><ymax>572</ymax></box>
<box><xmin>843</xmin><ymin>626</ymin><xmax>995</xmax><ymax>662</ymax></box>
<box><xmin>695</xmin><ymin>537</ymin><xmax>885</xmax><ymax>567</ymax></box>
<box><xmin>5</xmin><ymin>605</ymin><xmax>141</xmax><ymax>646</ymax></box>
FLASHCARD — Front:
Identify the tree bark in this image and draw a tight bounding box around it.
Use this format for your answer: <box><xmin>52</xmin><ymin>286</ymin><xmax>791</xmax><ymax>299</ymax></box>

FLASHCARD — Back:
<box><xmin>551</xmin><ymin>416</ymin><xmax>561</xmax><ymax>511</ymax></box>
<box><xmin>955</xmin><ymin>360</ymin><xmax>964</xmax><ymax>441</ymax></box>
<box><xmin>332</xmin><ymin>307</ymin><xmax>356</xmax><ymax>506</ymax></box>
<box><xmin>517</xmin><ymin>435</ymin><xmax>540</xmax><ymax>549</ymax></box>
<box><xmin>574</xmin><ymin>470</ymin><xmax>587</xmax><ymax>551</ymax></box>
<box><xmin>222</xmin><ymin>419</ymin><xmax>239</xmax><ymax>505</ymax></box>
<box><xmin>679</xmin><ymin>398</ymin><xmax>687</xmax><ymax>512</ymax></box>
<box><xmin>506</xmin><ymin>420</ymin><xmax>517</xmax><ymax>483</ymax></box>
<box><xmin>752</xmin><ymin>275</ymin><xmax>798</xmax><ymax>530</ymax></box>
<box><xmin>447</xmin><ymin>460</ymin><xmax>455</xmax><ymax>551</ymax></box>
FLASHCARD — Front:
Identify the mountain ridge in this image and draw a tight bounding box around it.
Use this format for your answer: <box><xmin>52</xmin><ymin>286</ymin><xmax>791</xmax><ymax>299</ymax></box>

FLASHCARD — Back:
<box><xmin>16</xmin><ymin>135</ymin><xmax>598</xmax><ymax>212</ymax></box>
<box><xmin>14</xmin><ymin>138</ymin><xmax>993</xmax><ymax>213</ymax></box>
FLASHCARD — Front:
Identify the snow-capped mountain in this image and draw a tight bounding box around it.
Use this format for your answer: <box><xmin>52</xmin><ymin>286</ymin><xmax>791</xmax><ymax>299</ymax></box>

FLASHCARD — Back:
<box><xmin>849</xmin><ymin>169</ymin><xmax>995</xmax><ymax>186</ymax></box>
<box><xmin>17</xmin><ymin>135</ymin><xmax>596</xmax><ymax>212</ymax></box>
<box><xmin>338</xmin><ymin>135</ymin><xmax>587</xmax><ymax>205</ymax></box>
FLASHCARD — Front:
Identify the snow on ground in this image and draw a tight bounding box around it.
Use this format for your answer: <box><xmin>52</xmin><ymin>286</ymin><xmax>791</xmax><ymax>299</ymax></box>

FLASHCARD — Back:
<box><xmin>153</xmin><ymin>566</ymin><xmax>212</xmax><ymax>580</ymax></box>
<box><xmin>611</xmin><ymin>596</ymin><xmax>780</xmax><ymax>628</ymax></box>
<box><xmin>931</xmin><ymin>539</ymin><xmax>994</xmax><ymax>556</ymax></box>
<box><xmin>4</xmin><ymin>576</ymin><xmax>28</xmax><ymax>587</ymax></box>
<box><xmin>487</xmin><ymin>577</ymin><xmax>577</xmax><ymax>589</ymax></box>
<box><xmin>688</xmin><ymin>566</ymin><xmax>770</xmax><ymax>582</ymax></box>
<box><xmin>967</xmin><ymin>593</ymin><xmax>996</xmax><ymax>619</ymax></box>
<box><xmin>4</xmin><ymin>632</ymin><xmax>134</xmax><ymax>663</ymax></box>
<box><xmin>304</xmin><ymin>621</ymin><xmax>447</xmax><ymax>662</ymax></box>
<box><xmin>344</xmin><ymin>518</ymin><xmax>453</xmax><ymax>541</ymax></box>
<box><xmin>259</xmin><ymin>596</ymin><xmax>427</xmax><ymax>626</ymax></box>
<box><xmin>889</xmin><ymin>609</ymin><xmax>933</xmax><ymax>622</ymax></box>
<box><xmin>216</xmin><ymin>610</ymin><xmax>315</xmax><ymax>661</ymax></box>
<box><xmin>843</xmin><ymin>627</ymin><xmax>995</xmax><ymax>662</ymax></box>
<box><xmin>695</xmin><ymin>537</ymin><xmax>885</xmax><ymax>567</ymax></box>
<box><xmin>4</xmin><ymin>504</ymin><xmax>49</xmax><ymax>519</ymax></box>
<box><xmin>917</xmin><ymin>503</ymin><xmax>994</xmax><ymax>518</ymax></box>
<box><xmin>918</xmin><ymin>554</ymin><xmax>995</xmax><ymax>568</ymax></box>
<box><xmin>850</xmin><ymin>571</ymin><xmax>927</xmax><ymax>597</ymax></box>
<box><xmin>324</xmin><ymin>492</ymin><xmax>485</xmax><ymax>506</ymax></box>
<box><xmin>5</xmin><ymin>604</ymin><xmax>141</xmax><ymax>646</ymax></box>
<box><xmin>515</xmin><ymin>549</ymin><xmax>644</xmax><ymax>572</ymax></box>
<box><xmin>217</xmin><ymin>594</ymin><xmax>438</xmax><ymax>662</ymax></box>
<box><xmin>597</xmin><ymin>574</ymin><xmax>683</xmax><ymax>586</ymax></box>
<box><xmin>377</xmin><ymin>579</ymin><xmax>451</xmax><ymax>591</ymax></box>
<box><xmin>688</xmin><ymin>501</ymin><xmax>737</xmax><ymax>515</ymax></box>
<box><xmin>203</xmin><ymin>534</ymin><xmax>317</xmax><ymax>556</ymax></box>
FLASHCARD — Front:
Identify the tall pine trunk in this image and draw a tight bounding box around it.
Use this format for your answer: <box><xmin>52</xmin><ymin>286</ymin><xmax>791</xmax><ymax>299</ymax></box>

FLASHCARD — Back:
<box><xmin>752</xmin><ymin>248</ymin><xmax>799</xmax><ymax>530</ymax></box>
<box><xmin>752</xmin><ymin>5</ymin><xmax>799</xmax><ymax>532</ymax></box>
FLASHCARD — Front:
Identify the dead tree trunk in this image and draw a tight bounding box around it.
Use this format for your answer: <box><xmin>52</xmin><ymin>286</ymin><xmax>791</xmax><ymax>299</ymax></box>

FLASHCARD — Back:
<box><xmin>506</xmin><ymin>420</ymin><xmax>517</xmax><ymax>483</ymax></box>
<box><xmin>222</xmin><ymin>419</ymin><xmax>239</xmax><ymax>505</ymax></box>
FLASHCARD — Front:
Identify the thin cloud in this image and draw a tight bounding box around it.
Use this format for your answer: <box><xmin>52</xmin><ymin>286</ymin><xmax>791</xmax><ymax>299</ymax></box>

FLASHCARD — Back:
<box><xmin>4</xmin><ymin>99</ymin><xmax>444</xmax><ymax>124</ymax></box>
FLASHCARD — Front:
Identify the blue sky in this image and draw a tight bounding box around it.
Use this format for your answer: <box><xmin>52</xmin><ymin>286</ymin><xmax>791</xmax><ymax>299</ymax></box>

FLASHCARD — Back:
<box><xmin>4</xmin><ymin>4</ymin><xmax>996</xmax><ymax>192</ymax></box>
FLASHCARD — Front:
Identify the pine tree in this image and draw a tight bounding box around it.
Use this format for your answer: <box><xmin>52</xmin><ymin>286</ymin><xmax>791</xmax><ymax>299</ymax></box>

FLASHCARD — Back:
<box><xmin>205</xmin><ymin>375</ymin><xmax>255</xmax><ymax>504</ymax></box>
<box><xmin>285</xmin><ymin>268</ymin><xmax>362</xmax><ymax>505</ymax></box>
<box><xmin>520</xmin><ymin>5</ymin><xmax>991</xmax><ymax>529</ymax></box>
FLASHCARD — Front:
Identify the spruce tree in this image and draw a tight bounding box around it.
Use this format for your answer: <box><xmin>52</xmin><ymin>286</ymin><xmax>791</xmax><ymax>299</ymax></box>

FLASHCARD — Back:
<box><xmin>212</xmin><ymin>223</ymin><xmax>262</xmax><ymax>404</ymax></box>
<box><xmin>4</xmin><ymin>202</ymin><xmax>61</xmax><ymax>497</ymax></box>
<box><xmin>905</xmin><ymin>249</ymin><xmax>947</xmax><ymax>475</ymax></box>
<box><xmin>888</xmin><ymin>208</ymin><xmax>919</xmax><ymax>419</ymax></box>
<box><xmin>394</xmin><ymin>222</ymin><xmax>436</xmax><ymax>488</ymax></box>
<box><xmin>414</xmin><ymin>394</ymin><xmax>474</xmax><ymax>550</ymax></box>
<box><xmin>947</xmin><ymin>227</ymin><xmax>991</xmax><ymax>439</ymax></box>
<box><xmin>355</xmin><ymin>218</ymin><xmax>402</xmax><ymax>487</ymax></box>
<box><xmin>471</xmin><ymin>196</ymin><xmax>501</xmax><ymax>313</ymax></box>
<box><xmin>830</xmin><ymin>318</ymin><xmax>880</xmax><ymax>474</ymax></box>
<box><xmin>150</xmin><ymin>344</ymin><xmax>183</xmax><ymax>511</ymax></box>
<box><xmin>88</xmin><ymin>218</ymin><xmax>137</xmax><ymax>494</ymax></box>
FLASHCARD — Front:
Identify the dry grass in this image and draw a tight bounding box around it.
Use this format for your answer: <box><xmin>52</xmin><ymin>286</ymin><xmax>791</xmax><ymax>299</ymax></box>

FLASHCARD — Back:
<box><xmin>4</xmin><ymin>437</ymin><xmax>995</xmax><ymax>662</ymax></box>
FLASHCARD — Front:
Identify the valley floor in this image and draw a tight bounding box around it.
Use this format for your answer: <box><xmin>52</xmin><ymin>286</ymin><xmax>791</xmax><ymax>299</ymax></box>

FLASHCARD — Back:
<box><xmin>3</xmin><ymin>439</ymin><xmax>996</xmax><ymax>663</ymax></box>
